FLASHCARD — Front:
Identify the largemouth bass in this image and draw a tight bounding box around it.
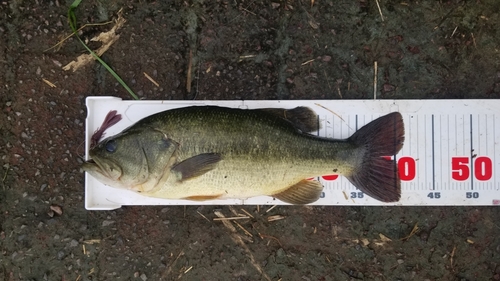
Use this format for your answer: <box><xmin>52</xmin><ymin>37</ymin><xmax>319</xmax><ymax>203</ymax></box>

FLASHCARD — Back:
<box><xmin>83</xmin><ymin>106</ymin><xmax>404</xmax><ymax>204</ymax></box>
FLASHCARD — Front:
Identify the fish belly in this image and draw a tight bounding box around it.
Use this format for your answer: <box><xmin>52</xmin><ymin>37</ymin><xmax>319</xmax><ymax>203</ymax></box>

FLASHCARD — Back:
<box><xmin>145</xmin><ymin>154</ymin><xmax>350</xmax><ymax>200</ymax></box>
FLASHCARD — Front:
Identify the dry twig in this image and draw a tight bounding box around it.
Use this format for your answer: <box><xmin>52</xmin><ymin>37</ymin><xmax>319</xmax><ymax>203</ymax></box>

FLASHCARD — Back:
<box><xmin>144</xmin><ymin>72</ymin><xmax>159</xmax><ymax>87</ymax></box>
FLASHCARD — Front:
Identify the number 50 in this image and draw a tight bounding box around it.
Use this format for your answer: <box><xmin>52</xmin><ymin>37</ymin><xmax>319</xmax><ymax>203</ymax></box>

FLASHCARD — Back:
<box><xmin>451</xmin><ymin>156</ymin><xmax>492</xmax><ymax>181</ymax></box>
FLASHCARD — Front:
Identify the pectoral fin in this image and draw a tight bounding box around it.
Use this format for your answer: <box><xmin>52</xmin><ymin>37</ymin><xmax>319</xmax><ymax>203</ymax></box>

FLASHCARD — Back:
<box><xmin>272</xmin><ymin>179</ymin><xmax>323</xmax><ymax>204</ymax></box>
<box><xmin>171</xmin><ymin>153</ymin><xmax>222</xmax><ymax>181</ymax></box>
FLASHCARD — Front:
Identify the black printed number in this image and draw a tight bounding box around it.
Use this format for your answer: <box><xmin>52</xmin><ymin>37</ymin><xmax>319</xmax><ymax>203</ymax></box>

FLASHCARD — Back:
<box><xmin>427</xmin><ymin>192</ymin><xmax>441</xmax><ymax>199</ymax></box>
<box><xmin>466</xmin><ymin>192</ymin><xmax>479</xmax><ymax>199</ymax></box>
<box><xmin>351</xmin><ymin>192</ymin><xmax>364</xmax><ymax>199</ymax></box>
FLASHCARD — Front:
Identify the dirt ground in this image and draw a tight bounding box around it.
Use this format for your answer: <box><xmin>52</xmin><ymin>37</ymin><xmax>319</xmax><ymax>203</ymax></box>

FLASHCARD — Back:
<box><xmin>1</xmin><ymin>0</ymin><xmax>500</xmax><ymax>280</ymax></box>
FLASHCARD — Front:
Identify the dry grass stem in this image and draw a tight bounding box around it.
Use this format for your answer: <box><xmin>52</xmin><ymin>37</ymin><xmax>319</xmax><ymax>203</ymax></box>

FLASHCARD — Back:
<box><xmin>196</xmin><ymin>211</ymin><xmax>210</xmax><ymax>223</ymax></box>
<box><xmin>42</xmin><ymin>78</ymin><xmax>57</xmax><ymax>88</ymax></box>
<box><xmin>373</xmin><ymin>61</ymin><xmax>378</xmax><ymax>99</ymax></box>
<box><xmin>186</xmin><ymin>50</ymin><xmax>193</xmax><ymax>93</ymax></box>
<box><xmin>471</xmin><ymin>33</ymin><xmax>477</xmax><ymax>48</ymax></box>
<box><xmin>213</xmin><ymin>216</ymin><xmax>250</xmax><ymax>221</ymax></box>
<box><xmin>322</xmin><ymin>69</ymin><xmax>335</xmax><ymax>97</ymax></box>
<box><xmin>214</xmin><ymin>211</ymin><xmax>269</xmax><ymax>279</ymax></box>
<box><xmin>379</xmin><ymin>233</ymin><xmax>392</xmax><ymax>242</ymax></box>
<box><xmin>228</xmin><ymin>206</ymin><xmax>240</xmax><ymax>216</ymax></box>
<box><xmin>267</xmin><ymin>215</ymin><xmax>286</xmax><ymax>222</ymax></box>
<box><xmin>314</xmin><ymin>103</ymin><xmax>348</xmax><ymax>125</ymax></box>
<box><xmin>240</xmin><ymin>208</ymin><xmax>254</xmax><ymax>219</ymax></box>
<box><xmin>259</xmin><ymin>234</ymin><xmax>283</xmax><ymax>247</ymax></box>
<box><xmin>234</xmin><ymin>221</ymin><xmax>253</xmax><ymax>237</ymax></box>
<box><xmin>239</xmin><ymin>55</ymin><xmax>256</xmax><ymax>60</ymax></box>
<box><xmin>45</xmin><ymin>20</ymin><xmax>114</xmax><ymax>52</ymax></box>
<box><xmin>301</xmin><ymin>59</ymin><xmax>315</xmax><ymax>65</ymax></box>
<box><xmin>83</xmin><ymin>239</ymin><xmax>101</xmax><ymax>244</ymax></box>
<box><xmin>375</xmin><ymin>0</ymin><xmax>384</xmax><ymax>21</ymax></box>
<box><xmin>163</xmin><ymin>250</ymin><xmax>184</xmax><ymax>277</ymax></box>
<box><xmin>450</xmin><ymin>245</ymin><xmax>456</xmax><ymax>269</ymax></box>
<box><xmin>401</xmin><ymin>223</ymin><xmax>419</xmax><ymax>241</ymax></box>
<box><xmin>241</xmin><ymin>7</ymin><xmax>256</xmax><ymax>15</ymax></box>
<box><xmin>342</xmin><ymin>190</ymin><xmax>349</xmax><ymax>200</ymax></box>
<box><xmin>335</xmin><ymin>77</ymin><xmax>343</xmax><ymax>99</ymax></box>
<box><xmin>144</xmin><ymin>72</ymin><xmax>159</xmax><ymax>87</ymax></box>
<box><xmin>184</xmin><ymin>266</ymin><xmax>193</xmax><ymax>274</ymax></box>
<box><xmin>265</xmin><ymin>205</ymin><xmax>277</xmax><ymax>213</ymax></box>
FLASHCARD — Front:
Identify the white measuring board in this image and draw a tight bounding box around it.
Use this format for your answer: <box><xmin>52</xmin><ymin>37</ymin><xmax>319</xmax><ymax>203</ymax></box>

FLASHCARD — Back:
<box><xmin>84</xmin><ymin>97</ymin><xmax>500</xmax><ymax>210</ymax></box>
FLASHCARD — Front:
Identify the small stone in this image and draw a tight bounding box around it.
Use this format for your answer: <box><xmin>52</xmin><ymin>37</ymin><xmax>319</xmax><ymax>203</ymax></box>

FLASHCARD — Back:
<box><xmin>102</xmin><ymin>220</ymin><xmax>115</xmax><ymax>227</ymax></box>
<box><xmin>322</xmin><ymin>55</ymin><xmax>332</xmax><ymax>62</ymax></box>
<box><xmin>68</xmin><ymin>239</ymin><xmax>78</xmax><ymax>247</ymax></box>
<box><xmin>140</xmin><ymin>273</ymin><xmax>147</xmax><ymax>281</ymax></box>
<box><xmin>57</xmin><ymin>251</ymin><xmax>65</xmax><ymax>260</ymax></box>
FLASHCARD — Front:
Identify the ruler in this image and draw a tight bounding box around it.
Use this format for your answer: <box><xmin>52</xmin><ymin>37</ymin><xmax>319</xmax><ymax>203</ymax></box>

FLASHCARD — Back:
<box><xmin>84</xmin><ymin>97</ymin><xmax>500</xmax><ymax>210</ymax></box>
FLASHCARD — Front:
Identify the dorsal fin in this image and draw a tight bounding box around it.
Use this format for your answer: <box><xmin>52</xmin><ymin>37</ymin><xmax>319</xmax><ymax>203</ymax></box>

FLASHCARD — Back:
<box><xmin>256</xmin><ymin>107</ymin><xmax>319</xmax><ymax>133</ymax></box>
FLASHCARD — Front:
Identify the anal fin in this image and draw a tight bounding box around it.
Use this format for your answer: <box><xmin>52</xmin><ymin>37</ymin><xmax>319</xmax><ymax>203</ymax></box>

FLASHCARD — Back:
<box><xmin>272</xmin><ymin>179</ymin><xmax>323</xmax><ymax>204</ymax></box>
<box><xmin>184</xmin><ymin>194</ymin><xmax>223</xmax><ymax>201</ymax></box>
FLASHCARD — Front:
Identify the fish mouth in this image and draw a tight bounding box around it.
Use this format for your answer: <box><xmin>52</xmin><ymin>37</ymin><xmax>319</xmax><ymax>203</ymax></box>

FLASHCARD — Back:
<box><xmin>82</xmin><ymin>158</ymin><xmax>100</xmax><ymax>173</ymax></box>
<box><xmin>82</xmin><ymin>158</ymin><xmax>116</xmax><ymax>180</ymax></box>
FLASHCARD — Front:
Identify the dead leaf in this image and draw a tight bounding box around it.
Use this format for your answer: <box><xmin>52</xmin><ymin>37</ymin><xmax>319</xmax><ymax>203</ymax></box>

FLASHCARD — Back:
<box><xmin>63</xmin><ymin>10</ymin><xmax>126</xmax><ymax>72</ymax></box>
<box><xmin>50</xmin><ymin>204</ymin><xmax>63</xmax><ymax>216</ymax></box>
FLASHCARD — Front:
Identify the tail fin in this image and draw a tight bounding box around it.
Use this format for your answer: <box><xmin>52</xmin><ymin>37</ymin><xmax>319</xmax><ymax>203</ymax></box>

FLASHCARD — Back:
<box><xmin>346</xmin><ymin>112</ymin><xmax>404</xmax><ymax>202</ymax></box>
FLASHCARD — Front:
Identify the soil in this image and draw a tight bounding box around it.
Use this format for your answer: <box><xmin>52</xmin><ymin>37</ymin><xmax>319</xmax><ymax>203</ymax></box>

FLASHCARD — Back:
<box><xmin>1</xmin><ymin>0</ymin><xmax>500</xmax><ymax>280</ymax></box>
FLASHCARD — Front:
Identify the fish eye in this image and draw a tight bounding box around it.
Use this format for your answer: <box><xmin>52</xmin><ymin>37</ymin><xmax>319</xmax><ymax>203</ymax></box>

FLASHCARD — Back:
<box><xmin>105</xmin><ymin>139</ymin><xmax>117</xmax><ymax>153</ymax></box>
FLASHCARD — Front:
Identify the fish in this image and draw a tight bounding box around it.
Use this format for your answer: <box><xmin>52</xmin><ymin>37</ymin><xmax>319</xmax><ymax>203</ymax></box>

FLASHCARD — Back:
<box><xmin>82</xmin><ymin>106</ymin><xmax>404</xmax><ymax>204</ymax></box>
